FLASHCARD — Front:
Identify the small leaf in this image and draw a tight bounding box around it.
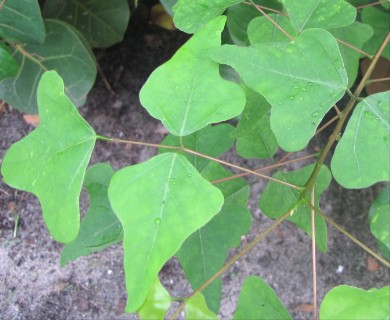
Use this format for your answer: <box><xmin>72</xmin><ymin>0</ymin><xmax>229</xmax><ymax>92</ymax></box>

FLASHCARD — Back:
<box><xmin>259</xmin><ymin>164</ymin><xmax>331</xmax><ymax>252</ymax></box>
<box><xmin>172</xmin><ymin>0</ymin><xmax>241</xmax><ymax>33</ymax></box>
<box><xmin>108</xmin><ymin>153</ymin><xmax>224</xmax><ymax>312</ymax></box>
<box><xmin>330</xmin><ymin>22</ymin><xmax>374</xmax><ymax>87</ymax></box>
<box><xmin>0</xmin><ymin>19</ymin><xmax>97</xmax><ymax>114</ymax></box>
<box><xmin>320</xmin><ymin>285</ymin><xmax>390</xmax><ymax>320</ymax></box>
<box><xmin>233</xmin><ymin>276</ymin><xmax>292</xmax><ymax>320</ymax></box>
<box><xmin>0</xmin><ymin>43</ymin><xmax>19</xmax><ymax>81</ymax></box>
<box><xmin>370</xmin><ymin>204</ymin><xmax>390</xmax><ymax>251</ymax></box>
<box><xmin>43</xmin><ymin>0</ymin><xmax>130</xmax><ymax>48</ymax></box>
<box><xmin>160</xmin><ymin>124</ymin><xmax>235</xmax><ymax>171</ymax></box>
<box><xmin>186</xmin><ymin>293</ymin><xmax>218</xmax><ymax>320</ymax></box>
<box><xmin>177</xmin><ymin>162</ymin><xmax>252</xmax><ymax>313</ymax></box>
<box><xmin>226</xmin><ymin>0</ymin><xmax>283</xmax><ymax>46</ymax></box>
<box><xmin>1</xmin><ymin>71</ymin><xmax>96</xmax><ymax>243</ymax></box>
<box><xmin>140</xmin><ymin>16</ymin><xmax>245</xmax><ymax>137</ymax></box>
<box><xmin>138</xmin><ymin>278</ymin><xmax>171</xmax><ymax>320</ymax></box>
<box><xmin>331</xmin><ymin>91</ymin><xmax>390</xmax><ymax>188</ymax></box>
<box><xmin>233</xmin><ymin>88</ymin><xmax>279</xmax><ymax>159</ymax></box>
<box><xmin>61</xmin><ymin>163</ymin><xmax>122</xmax><ymax>266</ymax></box>
<box><xmin>362</xmin><ymin>7</ymin><xmax>390</xmax><ymax>60</ymax></box>
<box><xmin>280</xmin><ymin>0</ymin><xmax>356</xmax><ymax>32</ymax></box>
<box><xmin>0</xmin><ymin>0</ymin><xmax>45</xmax><ymax>43</ymax></box>
<box><xmin>212</xmin><ymin>29</ymin><xmax>348</xmax><ymax>151</ymax></box>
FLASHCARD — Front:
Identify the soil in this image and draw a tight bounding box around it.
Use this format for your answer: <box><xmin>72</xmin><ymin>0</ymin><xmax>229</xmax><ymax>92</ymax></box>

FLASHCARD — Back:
<box><xmin>1</xmin><ymin>6</ymin><xmax>389</xmax><ymax>320</ymax></box>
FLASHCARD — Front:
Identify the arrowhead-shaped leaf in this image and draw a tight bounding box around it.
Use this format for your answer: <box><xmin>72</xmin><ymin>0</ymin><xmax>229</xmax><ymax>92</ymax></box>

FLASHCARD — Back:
<box><xmin>234</xmin><ymin>276</ymin><xmax>292</xmax><ymax>320</ymax></box>
<box><xmin>259</xmin><ymin>164</ymin><xmax>331</xmax><ymax>252</ymax></box>
<box><xmin>211</xmin><ymin>29</ymin><xmax>348</xmax><ymax>151</ymax></box>
<box><xmin>172</xmin><ymin>0</ymin><xmax>241</xmax><ymax>33</ymax></box>
<box><xmin>0</xmin><ymin>0</ymin><xmax>45</xmax><ymax>43</ymax></box>
<box><xmin>61</xmin><ymin>163</ymin><xmax>123</xmax><ymax>266</ymax></box>
<box><xmin>232</xmin><ymin>88</ymin><xmax>278</xmax><ymax>159</ymax></box>
<box><xmin>160</xmin><ymin>124</ymin><xmax>235</xmax><ymax>171</ymax></box>
<box><xmin>186</xmin><ymin>293</ymin><xmax>218</xmax><ymax>320</ymax></box>
<box><xmin>0</xmin><ymin>43</ymin><xmax>19</xmax><ymax>80</ymax></box>
<box><xmin>140</xmin><ymin>16</ymin><xmax>245</xmax><ymax>137</ymax></box>
<box><xmin>1</xmin><ymin>71</ymin><xmax>96</xmax><ymax>243</ymax></box>
<box><xmin>362</xmin><ymin>7</ymin><xmax>390</xmax><ymax>60</ymax></box>
<box><xmin>43</xmin><ymin>0</ymin><xmax>130</xmax><ymax>48</ymax></box>
<box><xmin>138</xmin><ymin>278</ymin><xmax>171</xmax><ymax>320</ymax></box>
<box><xmin>177</xmin><ymin>162</ymin><xmax>252</xmax><ymax>313</ymax></box>
<box><xmin>320</xmin><ymin>285</ymin><xmax>390</xmax><ymax>320</ymax></box>
<box><xmin>280</xmin><ymin>0</ymin><xmax>356</xmax><ymax>32</ymax></box>
<box><xmin>0</xmin><ymin>19</ymin><xmax>96</xmax><ymax>114</ymax></box>
<box><xmin>108</xmin><ymin>153</ymin><xmax>224</xmax><ymax>312</ymax></box>
<box><xmin>331</xmin><ymin>91</ymin><xmax>390</xmax><ymax>188</ymax></box>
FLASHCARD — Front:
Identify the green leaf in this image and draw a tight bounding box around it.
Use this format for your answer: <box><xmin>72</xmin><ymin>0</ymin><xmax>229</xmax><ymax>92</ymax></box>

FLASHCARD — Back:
<box><xmin>0</xmin><ymin>0</ymin><xmax>45</xmax><ymax>43</ymax></box>
<box><xmin>160</xmin><ymin>124</ymin><xmax>235</xmax><ymax>171</ymax></box>
<box><xmin>108</xmin><ymin>153</ymin><xmax>224</xmax><ymax>312</ymax></box>
<box><xmin>0</xmin><ymin>43</ymin><xmax>19</xmax><ymax>80</ymax></box>
<box><xmin>362</xmin><ymin>7</ymin><xmax>390</xmax><ymax>60</ymax></box>
<box><xmin>370</xmin><ymin>204</ymin><xmax>390</xmax><ymax>251</ymax></box>
<box><xmin>140</xmin><ymin>16</ymin><xmax>245</xmax><ymax>137</ymax></box>
<box><xmin>233</xmin><ymin>276</ymin><xmax>292</xmax><ymax>320</ymax></box>
<box><xmin>138</xmin><ymin>278</ymin><xmax>171</xmax><ymax>320</ymax></box>
<box><xmin>60</xmin><ymin>163</ymin><xmax>122</xmax><ymax>266</ymax></box>
<box><xmin>1</xmin><ymin>71</ymin><xmax>96</xmax><ymax>243</ymax></box>
<box><xmin>177</xmin><ymin>162</ymin><xmax>252</xmax><ymax>313</ymax></box>
<box><xmin>226</xmin><ymin>0</ymin><xmax>283</xmax><ymax>46</ymax></box>
<box><xmin>160</xmin><ymin>0</ymin><xmax>178</xmax><ymax>16</ymax></box>
<box><xmin>320</xmin><ymin>285</ymin><xmax>390</xmax><ymax>320</ymax></box>
<box><xmin>0</xmin><ymin>19</ymin><xmax>97</xmax><ymax>114</ymax></box>
<box><xmin>248</xmin><ymin>14</ymin><xmax>298</xmax><ymax>46</ymax></box>
<box><xmin>280</xmin><ymin>0</ymin><xmax>356</xmax><ymax>32</ymax></box>
<box><xmin>186</xmin><ymin>293</ymin><xmax>218</xmax><ymax>320</ymax></box>
<box><xmin>42</xmin><ymin>0</ymin><xmax>130</xmax><ymax>48</ymax></box>
<box><xmin>211</xmin><ymin>29</ymin><xmax>348</xmax><ymax>151</ymax></box>
<box><xmin>259</xmin><ymin>164</ymin><xmax>331</xmax><ymax>252</ymax></box>
<box><xmin>331</xmin><ymin>91</ymin><xmax>390</xmax><ymax>188</ymax></box>
<box><xmin>330</xmin><ymin>22</ymin><xmax>374</xmax><ymax>88</ymax></box>
<box><xmin>172</xmin><ymin>0</ymin><xmax>241</xmax><ymax>33</ymax></box>
<box><xmin>233</xmin><ymin>87</ymin><xmax>279</xmax><ymax>159</ymax></box>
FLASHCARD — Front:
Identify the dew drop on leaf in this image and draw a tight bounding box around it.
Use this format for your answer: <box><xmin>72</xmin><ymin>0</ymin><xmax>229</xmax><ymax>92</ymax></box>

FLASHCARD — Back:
<box><xmin>155</xmin><ymin>218</ymin><xmax>161</xmax><ymax>225</ymax></box>
<box><xmin>311</xmin><ymin>111</ymin><xmax>319</xmax><ymax>118</ymax></box>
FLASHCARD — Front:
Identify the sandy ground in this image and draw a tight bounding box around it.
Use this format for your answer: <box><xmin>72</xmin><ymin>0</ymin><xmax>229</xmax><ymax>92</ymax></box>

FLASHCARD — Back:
<box><xmin>1</xmin><ymin>7</ymin><xmax>389</xmax><ymax>320</ymax></box>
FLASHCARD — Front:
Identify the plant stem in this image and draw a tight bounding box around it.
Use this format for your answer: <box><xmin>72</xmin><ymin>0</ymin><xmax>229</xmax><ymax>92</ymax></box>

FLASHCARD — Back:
<box><xmin>303</xmin><ymin>32</ymin><xmax>390</xmax><ymax>196</ymax></box>
<box><xmin>367</xmin><ymin>77</ymin><xmax>390</xmax><ymax>84</ymax></box>
<box><xmin>336</xmin><ymin>39</ymin><xmax>372</xmax><ymax>58</ymax></box>
<box><xmin>356</xmin><ymin>1</ymin><xmax>389</xmax><ymax>9</ymax></box>
<box><xmin>311</xmin><ymin>189</ymin><xmax>318</xmax><ymax>320</ymax></box>
<box><xmin>169</xmin><ymin>209</ymin><xmax>294</xmax><ymax>320</ymax></box>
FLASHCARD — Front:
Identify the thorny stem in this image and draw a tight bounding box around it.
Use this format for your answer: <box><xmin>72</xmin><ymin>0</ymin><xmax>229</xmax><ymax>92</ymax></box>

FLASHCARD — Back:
<box><xmin>303</xmin><ymin>32</ymin><xmax>390</xmax><ymax>197</ymax></box>
<box><xmin>307</xmin><ymin>203</ymin><xmax>390</xmax><ymax>268</ymax></box>
<box><xmin>311</xmin><ymin>189</ymin><xmax>318</xmax><ymax>320</ymax></box>
<box><xmin>169</xmin><ymin>209</ymin><xmax>294</xmax><ymax>320</ymax></box>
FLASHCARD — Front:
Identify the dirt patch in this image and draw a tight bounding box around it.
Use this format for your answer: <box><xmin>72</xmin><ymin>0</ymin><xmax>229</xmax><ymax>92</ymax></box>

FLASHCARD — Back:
<box><xmin>1</xmin><ymin>8</ymin><xmax>389</xmax><ymax>320</ymax></box>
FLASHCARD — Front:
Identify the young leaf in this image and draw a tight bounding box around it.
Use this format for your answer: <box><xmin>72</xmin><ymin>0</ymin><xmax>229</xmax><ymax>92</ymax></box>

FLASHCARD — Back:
<box><xmin>186</xmin><ymin>293</ymin><xmax>218</xmax><ymax>320</ymax></box>
<box><xmin>61</xmin><ymin>163</ymin><xmax>123</xmax><ymax>266</ymax></box>
<box><xmin>211</xmin><ymin>29</ymin><xmax>348</xmax><ymax>151</ymax></box>
<box><xmin>330</xmin><ymin>22</ymin><xmax>374</xmax><ymax>88</ymax></box>
<box><xmin>172</xmin><ymin>0</ymin><xmax>242</xmax><ymax>33</ymax></box>
<box><xmin>320</xmin><ymin>285</ymin><xmax>390</xmax><ymax>320</ymax></box>
<box><xmin>362</xmin><ymin>7</ymin><xmax>390</xmax><ymax>60</ymax></box>
<box><xmin>226</xmin><ymin>0</ymin><xmax>283</xmax><ymax>46</ymax></box>
<box><xmin>160</xmin><ymin>124</ymin><xmax>235</xmax><ymax>171</ymax></box>
<box><xmin>0</xmin><ymin>0</ymin><xmax>45</xmax><ymax>44</ymax></box>
<box><xmin>370</xmin><ymin>204</ymin><xmax>390</xmax><ymax>251</ymax></box>
<box><xmin>108</xmin><ymin>153</ymin><xmax>224</xmax><ymax>312</ymax></box>
<box><xmin>233</xmin><ymin>276</ymin><xmax>292</xmax><ymax>320</ymax></box>
<box><xmin>1</xmin><ymin>71</ymin><xmax>96</xmax><ymax>243</ymax></box>
<box><xmin>177</xmin><ymin>162</ymin><xmax>252</xmax><ymax>313</ymax></box>
<box><xmin>280</xmin><ymin>0</ymin><xmax>356</xmax><ymax>32</ymax></box>
<box><xmin>138</xmin><ymin>278</ymin><xmax>171</xmax><ymax>320</ymax></box>
<box><xmin>232</xmin><ymin>88</ymin><xmax>279</xmax><ymax>159</ymax></box>
<box><xmin>43</xmin><ymin>0</ymin><xmax>130</xmax><ymax>48</ymax></box>
<box><xmin>0</xmin><ymin>19</ymin><xmax>97</xmax><ymax>114</ymax></box>
<box><xmin>259</xmin><ymin>164</ymin><xmax>331</xmax><ymax>252</ymax></box>
<box><xmin>0</xmin><ymin>43</ymin><xmax>19</xmax><ymax>80</ymax></box>
<box><xmin>140</xmin><ymin>16</ymin><xmax>245</xmax><ymax>137</ymax></box>
<box><xmin>331</xmin><ymin>91</ymin><xmax>390</xmax><ymax>188</ymax></box>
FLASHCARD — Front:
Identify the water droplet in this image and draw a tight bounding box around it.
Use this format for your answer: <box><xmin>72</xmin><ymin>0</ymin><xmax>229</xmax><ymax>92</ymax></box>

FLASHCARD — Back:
<box><xmin>301</xmin><ymin>87</ymin><xmax>306</xmax><ymax>92</ymax></box>
<box><xmin>293</xmin><ymin>83</ymin><xmax>299</xmax><ymax>89</ymax></box>
<box><xmin>311</xmin><ymin>111</ymin><xmax>319</xmax><ymax>118</ymax></box>
<box><xmin>364</xmin><ymin>111</ymin><xmax>374</xmax><ymax>119</ymax></box>
<box><xmin>308</xmin><ymin>82</ymin><xmax>314</xmax><ymax>87</ymax></box>
<box><xmin>187</xmin><ymin>174</ymin><xmax>192</xmax><ymax>178</ymax></box>
<box><xmin>155</xmin><ymin>218</ymin><xmax>161</xmax><ymax>225</ymax></box>
<box><xmin>32</xmin><ymin>179</ymin><xmax>37</xmax><ymax>187</ymax></box>
<box><xmin>289</xmin><ymin>96</ymin><xmax>295</xmax><ymax>100</ymax></box>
